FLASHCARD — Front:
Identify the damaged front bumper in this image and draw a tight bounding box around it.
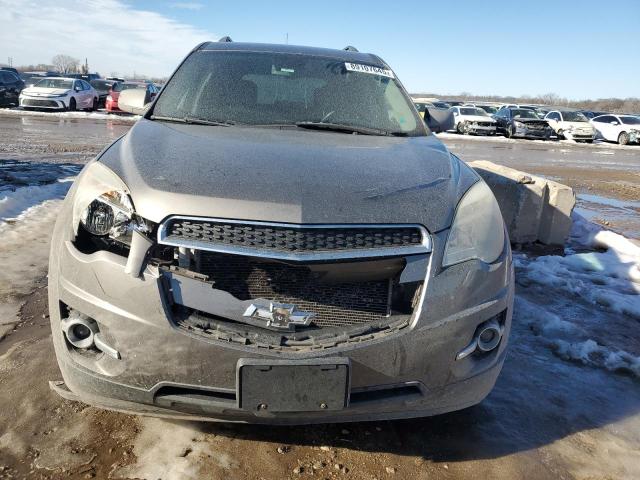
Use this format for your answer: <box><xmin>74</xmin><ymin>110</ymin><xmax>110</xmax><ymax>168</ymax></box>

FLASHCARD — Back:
<box><xmin>48</xmin><ymin>205</ymin><xmax>514</xmax><ymax>424</ymax></box>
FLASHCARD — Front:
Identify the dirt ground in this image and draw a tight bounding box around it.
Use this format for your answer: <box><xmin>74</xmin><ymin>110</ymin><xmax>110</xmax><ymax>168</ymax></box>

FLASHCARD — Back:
<box><xmin>1</xmin><ymin>113</ymin><xmax>639</xmax><ymax>479</ymax></box>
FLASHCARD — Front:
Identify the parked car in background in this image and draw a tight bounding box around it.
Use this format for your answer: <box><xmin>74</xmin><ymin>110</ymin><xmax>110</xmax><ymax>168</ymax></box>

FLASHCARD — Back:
<box><xmin>47</xmin><ymin>40</ymin><xmax>513</xmax><ymax>424</ymax></box>
<box><xmin>20</xmin><ymin>71</ymin><xmax>60</xmax><ymax>88</ymax></box>
<box><xmin>590</xmin><ymin>114</ymin><xmax>640</xmax><ymax>145</ymax></box>
<box><xmin>431</xmin><ymin>101</ymin><xmax>451</xmax><ymax>110</ymax></box>
<box><xmin>445</xmin><ymin>100</ymin><xmax>464</xmax><ymax>107</ymax></box>
<box><xmin>19</xmin><ymin>77</ymin><xmax>98</xmax><ymax>111</ymax></box>
<box><xmin>106</xmin><ymin>81</ymin><xmax>159</xmax><ymax>112</ymax></box>
<box><xmin>579</xmin><ymin>110</ymin><xmax>609</xmax><ymax>120</ymax></box>
<box><xmin>0</xmin><ymin>67</ymin><xmax>20</xmax><ymax>76</ymax></box>
<box><xmin>0</xmin><ymin>69</ymin><xmax>25</xmax><ymax>106</ymax></box>
<box><xmin>493</xmin><ymin>107</ymin><xmax>552</xmax><ymax>139</ymax></box>
<box><xmin>90</xmin><ymin>79</ymin><xmax>116</xmax><ymax>108</ymax></box>
<box><xmin>106</xmin><ymin>76</ymin><xmax>126</xmax><ymax>82</ymax></box>
<box><xmin>544</xmin><ymin>110</ymin><xmax>596</xmax><ymax>142</ymax></box>
<box><xmin>66</xmin><ymin>73</ymin><xmax>102</xmax><ymax>82</ymax></box>
<box><xmin>452</xmin><ymin>106</ymin><xmax>497</xmax><ymax>135</ymax></box>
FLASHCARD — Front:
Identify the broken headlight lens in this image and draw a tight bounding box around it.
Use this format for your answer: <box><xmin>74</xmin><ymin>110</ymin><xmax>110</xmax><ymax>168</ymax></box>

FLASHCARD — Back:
<box><xmin>442</xmin><ymin>180</ymin><xmax>505</xmax><ymax>267</ymax></box>
<box><xmin>81</xmin><ymin>190</ymin><xmax>133</xmax><ymax>237</ymax></box>
<box><xmin>72</xmin><ymin>162</ymin><xmax>136</xmax><ymax>239</ymax></box>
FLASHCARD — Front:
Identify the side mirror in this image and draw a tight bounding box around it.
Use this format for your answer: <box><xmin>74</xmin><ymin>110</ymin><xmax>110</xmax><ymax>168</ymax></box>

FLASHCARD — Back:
<box><xmin>118</xmin><ymin>88</ymin><xmax>151</xmax><ymax>115</ymax></box>
<box><xmin>610</xmin><ymin>121</ymin><xmax>619</xmax><ymax>126</ymax></box>
<box><xmin>74</xmin><ymin>86</ymin><xmax>81</xmax><ymax>92</ymax></box>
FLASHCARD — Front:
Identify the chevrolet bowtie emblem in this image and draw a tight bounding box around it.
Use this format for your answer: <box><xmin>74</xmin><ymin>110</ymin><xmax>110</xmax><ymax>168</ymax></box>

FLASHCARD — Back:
<box><xmin>243</xmin><ymin>302</ymin><xmax>316</xmax><ymax>331</ymax></box>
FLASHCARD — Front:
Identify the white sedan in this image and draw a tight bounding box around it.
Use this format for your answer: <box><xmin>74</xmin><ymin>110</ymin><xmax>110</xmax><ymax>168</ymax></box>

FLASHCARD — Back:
<box><xmin>590</xmin><ymin>114</ymin><xmax>640</xmax><ymax>145</ymax></box>
<box><xmin>544</xmin><ymin>110</ymin><xmax>596</xmax><ymax>142</ymax></box>
<box><xmin>451</xmin><ymin>106</ymin><xmax>497</xmax><ymax>135</ymax></box>
<box><xmin>19</xmin><ymin>77</ymin><xmax>99</xmax><ymax>111</ymax></box>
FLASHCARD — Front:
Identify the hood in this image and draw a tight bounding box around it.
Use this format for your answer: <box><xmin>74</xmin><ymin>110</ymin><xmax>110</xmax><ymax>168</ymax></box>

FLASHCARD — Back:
<box><xmin>22</xmin><ymin>87</ymin><xmax>69</xmax><ymax>96</ymax></box>
<box><xmin>461</xmin><ymin>115</ymin><xmax>496</xmax><ymax>123</ymax></box>
<box><xmin>559</xmin><ymin>121</ymin><xmax>594</xmax><ymax>130</ymax></box>
<box><xmin>98</xmin><ymin>119</ymin><xmax>478</xmax><ymax>232</ymax></box>
<box><xmin>514</xmin><ymin>117</ymin><xmax>547</xmax><ymax>124</ymax></box>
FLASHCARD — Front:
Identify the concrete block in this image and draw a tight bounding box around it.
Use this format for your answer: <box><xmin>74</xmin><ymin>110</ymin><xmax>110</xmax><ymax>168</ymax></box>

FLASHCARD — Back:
<box><xmin>539</xmin><ymin>179</ymin><xmax>575</xmax><ymax>245</ymax></box>
<box><xmin>468</xmin><ymin>161</ymin><xmax>575</xmax><ymax>246</ymax></box>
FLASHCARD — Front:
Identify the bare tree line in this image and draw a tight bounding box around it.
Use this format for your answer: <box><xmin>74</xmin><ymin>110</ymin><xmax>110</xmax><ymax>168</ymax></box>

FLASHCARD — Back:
<box><xmin>412</xmin><ymin>92</ymin><xmax>640</xmax><ymax>113</ymax></box>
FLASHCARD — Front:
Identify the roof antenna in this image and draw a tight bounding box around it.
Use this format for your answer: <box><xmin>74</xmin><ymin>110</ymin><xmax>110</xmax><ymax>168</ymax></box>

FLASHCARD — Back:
<box><xmin>343</xmin><ymin>46</ymin><xmax>359</xmax><ymax>52</ymax></box>
<box><xmin>218</xmin><ymin>36</ymin><xmax>233</xmax><ymax>43</ymax></box>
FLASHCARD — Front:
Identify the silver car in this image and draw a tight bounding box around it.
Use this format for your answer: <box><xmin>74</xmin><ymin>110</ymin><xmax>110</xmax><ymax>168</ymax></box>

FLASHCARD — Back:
<box><xmin>48</xmin><ymin>41</ymin><xmax>514</xmax><ymax>424</ymax></box>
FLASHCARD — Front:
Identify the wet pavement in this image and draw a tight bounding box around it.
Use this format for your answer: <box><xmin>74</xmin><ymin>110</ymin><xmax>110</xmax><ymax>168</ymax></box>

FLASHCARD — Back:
<box><xmin>0</xmin><ymin>112</ymin><xmax>639</xmax><ymax>479</ymax></box>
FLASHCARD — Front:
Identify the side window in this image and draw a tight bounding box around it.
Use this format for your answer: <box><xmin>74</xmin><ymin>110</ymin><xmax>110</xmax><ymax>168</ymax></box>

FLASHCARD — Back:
<box><xmin>596</xmin><ymin>115</ymin><xmax>613</xmax><ymax>123</ymax></box>
<box><xmin>82</xmin><ymin>80</ymin><xmax>90</xmax><ymax>90</ymax></box>
<box><xmin>549</xmin><ymin>112</ymin><xmax>560</xmax><ymax>121</ymax></box>
<box><xmin>0</xmin><ymin>72</ymin><xmax>8</xmax><ymax>83</ymax></box>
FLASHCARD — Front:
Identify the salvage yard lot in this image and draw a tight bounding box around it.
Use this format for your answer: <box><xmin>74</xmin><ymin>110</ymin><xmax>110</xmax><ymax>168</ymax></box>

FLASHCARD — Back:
<box><xmin>0</xmin><ymin>113</ymin><xmax>639</xmax><ymax>479</ymax></box>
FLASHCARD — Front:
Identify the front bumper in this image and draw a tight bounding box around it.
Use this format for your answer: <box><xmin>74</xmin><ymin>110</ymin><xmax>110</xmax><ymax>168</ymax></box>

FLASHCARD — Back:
<box><xmin>49</xmin><ymin>210</ymin><xmax>514</xmax><ymax>424</ymax></box>
<box><xmin>20</xmin><ymin>95</ymin><xmax>67</xmax><ymax>109</ymax></box>
<box><xmin>514</xmin><ymin>125</ymin><xmax>552</xmax><ymax>139</ymax></box>
<box><xmin>467</xmin><ymin>124</ymin><xmax>496</xmax><ymax>135</ymax></box>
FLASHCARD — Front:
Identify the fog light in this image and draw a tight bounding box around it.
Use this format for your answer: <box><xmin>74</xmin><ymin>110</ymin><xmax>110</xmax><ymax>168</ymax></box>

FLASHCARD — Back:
<box><xmin>71</xmin><ymin>323</ymin><xmax>91</xmax><ymax>340</ymax></box>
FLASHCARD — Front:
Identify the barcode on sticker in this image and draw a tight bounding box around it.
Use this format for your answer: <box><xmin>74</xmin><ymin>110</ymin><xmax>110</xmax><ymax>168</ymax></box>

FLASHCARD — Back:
<box><xmin>344</xmin><ymin>63</ymin><xmax>394</xmax><ymax>78</ymax></box>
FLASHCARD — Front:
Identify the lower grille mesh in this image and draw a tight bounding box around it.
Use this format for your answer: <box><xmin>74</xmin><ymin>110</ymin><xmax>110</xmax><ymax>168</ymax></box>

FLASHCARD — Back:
<box><xmin>197</xmin><ymin>252</ymin><xmax>391</xmax><ymax>327</ymax></box>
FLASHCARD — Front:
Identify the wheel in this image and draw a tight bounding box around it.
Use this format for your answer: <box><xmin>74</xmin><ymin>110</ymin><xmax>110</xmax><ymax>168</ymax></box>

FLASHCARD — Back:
<box><xmin>557</xmin><ymin>129</ymin><xmax>565</xmax><ymax>140</ymax></box>
<box><xmin>505</xmin><ymin>125</ymin><xmax>513</xmax><ymax>138</ymax></box>
<box><xmin>68</xmin><ymin>97</ymin><xmax>76</xmax><ymax>112</ymax></box>
<box><xmin>456</xmin><ymin>121</ymin><xmax>467</xmax><ymax>134</ymax></box>
<box><xmin>91</xmin><ymin>97</ymin><xmax>98</xmax><ymax>111</ymax></box>
<box><xmin>618</xmin><ymin>132</ymin><xmax>629</xmax><ymax>145</ymax></box>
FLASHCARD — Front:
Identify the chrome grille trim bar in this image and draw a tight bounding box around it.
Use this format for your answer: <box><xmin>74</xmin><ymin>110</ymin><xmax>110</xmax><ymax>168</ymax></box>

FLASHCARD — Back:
<box><xmin>157</xmin><ymin>216</ymin><xmax>431</xmax><ymax>261</ymax></box>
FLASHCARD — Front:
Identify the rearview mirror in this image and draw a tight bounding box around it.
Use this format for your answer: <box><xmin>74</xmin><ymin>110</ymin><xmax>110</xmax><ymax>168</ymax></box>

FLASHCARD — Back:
<box><xmin>118</xmin><ymin>88</ymin><xmax>151</xmax><ymax>115</ymax></box>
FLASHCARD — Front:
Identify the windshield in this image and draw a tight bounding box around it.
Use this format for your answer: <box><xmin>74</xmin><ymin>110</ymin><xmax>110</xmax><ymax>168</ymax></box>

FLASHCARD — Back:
<box><xmin>152</xmin><ymin>51</ymin><xmax>423</xmax><ymax>136</ymax></box>
<box><xmin>561</xmin><ymin>111</ymin><xmax>588</xmax><ymax>122</ymax></box>
<box><xmin>113</xmin><ymin>82</ymin><xmax>145</xmax><ymax>92</ymax></box>
<box><xmin>477</xmin><ymin>106</ymin><xmax>497</xmax><ymax>114</ymax></box>
<box><xmin>512</xmin><ymin>109</ymin><xmax>539</xmax><ymax>119</ymax></box>
<box><xmin>34</xmin><ymin>78</ymin><xmax>72</xmax><ymax>89</ymax></box>
<box><xmin>460</xmin><ymin>107</ymin><xmax>486</xmax><ymax>116</ymax></box>
<box><xmin>620</xmin><ymin>116</ymin><xmax>640</xmax><ymax>125</ymax></box>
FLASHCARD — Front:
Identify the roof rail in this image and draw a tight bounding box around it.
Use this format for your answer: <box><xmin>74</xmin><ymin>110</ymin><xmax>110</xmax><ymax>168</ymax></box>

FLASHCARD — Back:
<box><xmin>218</xmin><ymin>36</ymin><xmax>233</xmax><ymax>43</ymax></box>
<box><xmin>343</xmin><ymin>46</ymin><xmax>359</xmax><ymax>52</ymax></box>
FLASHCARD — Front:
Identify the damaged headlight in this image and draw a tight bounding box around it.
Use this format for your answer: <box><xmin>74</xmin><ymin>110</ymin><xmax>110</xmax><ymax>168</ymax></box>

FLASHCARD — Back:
<box><xmin>442</xmin><ymin>180</ymin><xmax>505</xmax><ymax>267</ymax></box>
<box><xmin>72</xmin><ymin>162</ymin><xmax>143</xmax><ymax>240</ymax></box>
<box><xmin>514</xmin><ymin>121</ymin><xmax>525</xmax><ymax>129</ymax></box>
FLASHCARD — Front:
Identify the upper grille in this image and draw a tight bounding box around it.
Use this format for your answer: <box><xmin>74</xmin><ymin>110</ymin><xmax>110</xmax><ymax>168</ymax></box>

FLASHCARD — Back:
<box><xmin>197</xmin><ymin>252</ymin><xmax>391</xmax><ymax>327</ymax></box>
<box><xmin>159</xmin><ymin>217</ymin><xmax>429</xmax><ymax>260</ymax></box>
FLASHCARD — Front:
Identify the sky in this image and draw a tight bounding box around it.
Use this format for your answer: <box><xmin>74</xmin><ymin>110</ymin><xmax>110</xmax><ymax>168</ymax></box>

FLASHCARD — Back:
<box><xmin>0</xmin><ymin>0</ymin><xmax>638</xmax><ymax>99</ymax></box>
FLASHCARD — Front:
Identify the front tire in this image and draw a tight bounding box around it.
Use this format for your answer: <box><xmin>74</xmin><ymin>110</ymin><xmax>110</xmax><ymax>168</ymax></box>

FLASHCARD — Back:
<box><xmin>618</xmin><ymin>132</ymin><xmax>629</xmax><ymax>145</ymax></box>
<box><xmin>557</xmin><ymin>129</ymin><xmax>565</xmax><ymax>140</ymax></box>
<box><xmin>457</xmin><ymin>121</ymin><xmax>467</xmax><ymax>134</ymax></box>
<box><xmin>91</xmin><ymin>98</ymin><xmax>98</xmax><ymax>111</ymax></box>
<box><xmin>68</xmin><ymin>97</ymin><xmax>76</xmax><ymax>112</ymax></box>
<box><xmin>505</xmin><ymin>125</ymin><xmax>513</xmax><ymax>138</ymax></box>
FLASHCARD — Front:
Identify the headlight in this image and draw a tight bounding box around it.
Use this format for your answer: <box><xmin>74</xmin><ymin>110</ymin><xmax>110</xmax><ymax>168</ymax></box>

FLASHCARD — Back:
<box><xmin>72</xmin><ymin>162</ymin><xmax>135</xmax><ymax>239</ymax></box>
<box><xmin>514</xmin><ymin>121</ymin><xmax>525</xmax><ymax>128</ymax></box>
<box><xmin>442</xmin><ymin>181</ymin><xmax>505</xmax><ymax>267</ymax></box>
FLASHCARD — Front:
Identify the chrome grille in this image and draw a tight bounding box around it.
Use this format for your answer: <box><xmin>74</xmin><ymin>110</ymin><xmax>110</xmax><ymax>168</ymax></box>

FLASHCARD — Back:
<box><xmin>197</xmin><ymin>252</ymin><xmax>391</xmax><ymax>327</ymax></box>
<box><xmin>159</xmin><ymin>217</ymin><xmax>430</xmax><ymax>260</ymax></box>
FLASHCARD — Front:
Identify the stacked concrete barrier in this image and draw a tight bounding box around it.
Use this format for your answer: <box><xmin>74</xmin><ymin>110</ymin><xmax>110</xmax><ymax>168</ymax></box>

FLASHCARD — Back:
<box><xmin>468</xmin><ymin>161</ymin><xmax>576</xmax><ymax>246</ymax></box>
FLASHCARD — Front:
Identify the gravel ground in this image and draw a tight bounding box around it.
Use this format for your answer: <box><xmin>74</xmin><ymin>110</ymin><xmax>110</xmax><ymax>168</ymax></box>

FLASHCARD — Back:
<box><xmin>0</xmin><ymin>112</ymin><xmax>638</xmax><ymax>480</ymax></box>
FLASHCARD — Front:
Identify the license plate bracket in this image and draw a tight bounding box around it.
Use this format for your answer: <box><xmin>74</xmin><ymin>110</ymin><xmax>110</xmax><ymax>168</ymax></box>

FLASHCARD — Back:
<box><xmin>237</xmin><ymin>358</ymin><xmax>350</xmax><ymax>413</ymax></box>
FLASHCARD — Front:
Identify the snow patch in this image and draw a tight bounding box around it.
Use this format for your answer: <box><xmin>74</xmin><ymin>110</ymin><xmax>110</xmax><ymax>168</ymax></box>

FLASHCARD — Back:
<box><xmin>553</xmin><ymin>339</ymin><xmax>640</xmax><ymax>377</ymax></box>
<box><xmin>112</xmin><ymin>418</ymin><xmax>235</xmax><ymax>480</ymax></box>
<box><xmin>0</xmin><ymin>178</ymin><xmax>74</xmax><ymax>222</ymax></box>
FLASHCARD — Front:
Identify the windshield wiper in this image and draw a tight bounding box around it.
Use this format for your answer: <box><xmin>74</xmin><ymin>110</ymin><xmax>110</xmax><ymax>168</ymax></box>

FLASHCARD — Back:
<box><xmin>294</xmin><ymin>121</ymin><xmax>392</xmax><ymax>136</ymax></box>
<box><xmin>150</xmin><ymin>115</ymin><xmax>236</xmax><ymax>127</ymax></box>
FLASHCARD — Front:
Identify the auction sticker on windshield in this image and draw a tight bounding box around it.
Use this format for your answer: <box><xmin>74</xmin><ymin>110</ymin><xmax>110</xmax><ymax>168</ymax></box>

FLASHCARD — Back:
<box><xmin>345</xmin><ymin>63</ymin><xmax>394</xmax><ymax>78</ymax></box>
